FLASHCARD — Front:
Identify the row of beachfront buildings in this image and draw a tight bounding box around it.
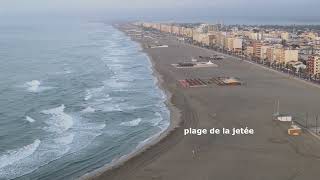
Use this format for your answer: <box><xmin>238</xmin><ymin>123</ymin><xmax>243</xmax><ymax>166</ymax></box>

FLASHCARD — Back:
<box><xmin>138</xmin><ymin>22</ymin><xmax>320</xmax><ymax>77</ymax></box>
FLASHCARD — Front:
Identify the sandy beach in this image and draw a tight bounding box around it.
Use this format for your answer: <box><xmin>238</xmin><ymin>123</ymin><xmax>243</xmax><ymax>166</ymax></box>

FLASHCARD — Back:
<box><xmin>86</xmin><ymin>23</ymin><xmax>320</xmax><ymax>180</ymax></box>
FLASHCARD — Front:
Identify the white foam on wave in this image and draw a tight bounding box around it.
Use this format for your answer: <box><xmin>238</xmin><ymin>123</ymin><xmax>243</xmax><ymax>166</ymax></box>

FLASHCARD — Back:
<box><xmin>95</xmin><ymin>97</ymin><xmax>112</xmax><ymax>102</ymax></box>
<box><xmin>0</xmin><ymin>138</ymin><xmax>71</xmax><ymax>179</ymax></box>
<box><xmin>25</xmin><ymin>116</ymin><xmax>36</xmax><ymax>123</ymax></box>
<box><xmin>26</xmin><ymin>80</ymin><xmax>41</xmax><ymax>92</ymax></box>
<box><xmin>41</xmin><ymin>105</ymin><xmax>74</xmax><ymax>133</ymax></box>
<box><xmin>64</xmin><ymin>70</ymin><xmax>72</xmax><ymax>74</ymax></box>
<box><xmin>54</xmin><ymin>69</ymin><xmax>73</xmax><ymax>75</ymax></box>
<box><xmin>120</xmin><ymin>118</ymin><xmax>142</xmax><ymax>127</ymax></box>
<box><xmin>79</xmin><ymin>123</ymin><xmax>106</xmax><ymax>131</ymax></box>
<box><xmin>0</xmin><ymin>115</ymin><xmax>106</xmax><ymax>179</ymax></box>
<box><xmin>135</xmin><ymin>132</ymin><xmax>160</xmax><ymax>150</ymax></box>
<box><xmin>25</xmin><ymin>80</ymin><xmax>53</xmax><ymax>93</ymax></box>
<box><xmin>53</xmin><ymin>133</ymin><xmax>74</xmax><ymax>145</ymax></box>
<box><xmin>81</xmin><ymin>106</ymin><xmax>96</xmax><ymax>113</ymax></box>
<box><xmin>109</xmin><ymin>51</ymin><xmax>126</xmax><ymax>57</ymax></box>
<box><xmin>100</xmin><ymin>129</ymin><xmax>164</xmax><ymax>178</ymax></box>
<box><xmin>104</xmin><ymin>78</ymin><xmax>128</xmax><ymax>89</ymax></box>
<box><xmin>104</xmin><ymin>129</ymin><xmax>123</xmax><ymax>136</ymax></box>
<box><xmin>149</xmin><ymin>112</ymin><xmax>163</xmax><ymax>126</ymax></box>
<box><xmin>0</xmin><ymin>105</ymin><xmax>106</xmax><ymax>178</ymax></box>
<box><xmin>1</xmin><ymin>25</ymin><xmax>170</xmax><ymax>179</ymax></box>
<box><xmin>93</xmin><ymin>103</ymin><xmax>122</xmax><ymax>112</ymax></box>
<box><xmin>0</xmin><ymin>139</ymin><xmax>41</xmax><ymax>169</ymax></box>
<box><xmin>84</xmin><ymin>86</ymin><xmax>105</xmax><ymax>101</ymax></box>
<box><xmin>84</xmin><ymin>94</ymin><xmax>92</xmax><ymax>101</ymax></box>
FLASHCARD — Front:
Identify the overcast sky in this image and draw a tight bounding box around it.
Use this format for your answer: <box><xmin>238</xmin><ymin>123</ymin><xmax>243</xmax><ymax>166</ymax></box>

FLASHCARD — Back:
<box><xmin>1</xmin><ymin>0</ymin><xmax>319</xmax><ymax>21</ymax></box>
<box><xmin>1</xmin><ymin>0</ymin><xmax>319</xmax><ymax>11</ymax></box>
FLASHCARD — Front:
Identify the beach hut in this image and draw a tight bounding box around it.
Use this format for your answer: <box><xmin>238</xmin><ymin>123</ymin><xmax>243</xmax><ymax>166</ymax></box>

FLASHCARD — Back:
<box><xmin>275</xmin><ymin>115</ymin><xmax>292</xmax><ymax>122</ymax></box>
<box><xmin>221</xmin><ymin>77</ymin><xmax>242</xmax><ymax>86</ymax></box>
<box><xmin>288</xmin><ymin>124</ymin><xmax>302</xmax><ymax>136</ymax></box>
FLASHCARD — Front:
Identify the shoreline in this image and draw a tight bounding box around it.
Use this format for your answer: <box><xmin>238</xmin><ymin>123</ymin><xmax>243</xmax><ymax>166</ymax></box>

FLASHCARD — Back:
<box><xmin>80</xmin><ymin>24</ymin><xmax>182</xmax><ymax>180</ymax></box>
<box><xmin>87</xmin><ymin>23</ymin><xmax>320</xmax><ymax>180</ymax></box>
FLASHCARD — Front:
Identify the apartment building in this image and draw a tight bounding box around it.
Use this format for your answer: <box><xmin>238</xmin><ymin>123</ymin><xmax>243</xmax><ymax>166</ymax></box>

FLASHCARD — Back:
<box><xmin>172</xmin><ymin>26</ymin><xmax>182</xmax><ymax>36</ymax></box>
<box><xmin>225</xmin><ymin>37</ymin><xmax>234</xmax><ymax>51</ymax></box>
<box><xmin>307</xmin><ymin>55</ymin><xmax>320</xmax><ymax>75</ymax></box>
<box><xmin>232</xmin><ymin>38</ymin><xmax>243</xmax><ymax>53</ymax></box>
<box><xmin>261</xmin><ymin>45</ymin><xmax>271</xmax><ymax>60</ymax></box>
<box><xmin>215</xmin><ymin>32</ymin><xmax>227</xmax><ymax>48</ymax></box>
<box><xmin>253</xmin><ymin>41</ymin><xmax>262</xmax><ymax>58</ymax></box>
<box><xmin>281</xmin><ymin>32</ymin><xmax>290</xmax><ymax>41</ymax></box>
<box><xmin>182</xmin><ymin>27</ymin><xmax>193</xmax><ymax>38</ymax></box>
<box><xmin>249</xmin><ymin>32</ymin><xmax>263</xmax><ymax>40</ymax></box>
<box><xmin>266</xmin><ymin>47</ymin><xmax>275</xmax><ymax>62</ymax></box>
<box><xmin>160</xmin><ymin>24</ymin><xmax>172</xmax><ymax>33</ymax></box>
<box><xmin>245</xmin><ymin>46</ymin><xmax>254</xmax><ymax>57</ymax></box>
<box><xmin>193</xmin><ymin>32</ymin><xmax>208</xmax><ymax>44</ymax></box>
<box><xmin>281</xmin><ymin>49</ymin><xmax>299</xmax><ymax>63</ymax></box>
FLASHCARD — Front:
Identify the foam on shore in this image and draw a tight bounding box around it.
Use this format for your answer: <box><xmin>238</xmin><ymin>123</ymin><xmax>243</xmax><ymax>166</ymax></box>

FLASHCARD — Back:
<box><xmin>0</xmin><ymin>140</ymin><xmax>41</xmax><ymax>169</ymax></box>
<box><xmin>120</xmin><ymin>118</ymin><xmax>142</xmax><ymax>127</ymax></box>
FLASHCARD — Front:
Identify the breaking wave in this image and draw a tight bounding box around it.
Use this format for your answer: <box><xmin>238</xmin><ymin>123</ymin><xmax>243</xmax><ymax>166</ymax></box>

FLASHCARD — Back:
<box><xmin>84</xmin><ymin>86</ymin><xmax>105</xmax><ymax>101</ymax></box>
<box><xmin>81</xmin><ymin>106</ymin><xmax>96</xmax><ymax>113</ymax></box>
<box><xmin>25</xmin><ymin>80</ymin><xmax>53</xmax><ymax>93</ymax></box>
<box><xmin>120</xmin><ymin>118</ymin><xmax>142</xmax><ymax>127</ymax></box>
<box><xmin>0</xmin><ymin>24</ymin><xmax>170</xmax><ymax>179</ymax></box>
<box><xmin>26</xmin><ymin>116</ymin><xmax>36</xmax><ymax>123</ymax></box>
<box><xmin>53</xmin><ymin>133</ymin><xmax>75</xmax><ymax>145</ymax></box>
<box><xmin>0</xmin><ymin>139</ymin><xmax>41</xmax><ymax>169</ymax></box>
<box><xmin>42</xmin><ymin>104</ymin><xmax>74</xmax><ymax>133</ymax></box>
<box><xmin>149</xmin><ymin>112</ymin><xmax>163</xmax><ymax>126</ymax></box>
<box><xmin>26</xmin><ymin>80</ymin><xmax>41</xmax><ymax>92</ymax></box>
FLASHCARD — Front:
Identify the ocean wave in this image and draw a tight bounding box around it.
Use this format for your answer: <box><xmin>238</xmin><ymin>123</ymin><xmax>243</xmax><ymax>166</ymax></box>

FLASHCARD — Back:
<box><xmin>0</xmin><ymin>139</ymin><xmax>41</xmax><ymax>169</ymax></box>
<box><xmin>41</xmin><ymin>105</ymin><xmax>74</xmax><ymax>133</ymax></box>
<box><xmin>64</xmin><ymin>70</ymin><xmax>72</xmax><ymax>74</ymax></box>
<box><xmin>0</xmin><ymin>139</ymin><xmax>70</xmax><ymax>179</ymax></box>
<box><xmin>0</xmin><ymin>117</ymin><xmax>106</xmax><ymax>179</ymax></box>
<box><xmin>120</xmin><ymin>118</ymin><xmax>142</xmax><ymax>127</ymax></box>
<box><xmin>54</xmin><ymin>69</ymin><xmax>73</xmax><ymax>75</ymax></box>
<box><xmin>135</xmin><ymin>132</ymin><xmax>160</xmax><ymax>150</ymax></box>
<box><xmin>149</xmin><ymin>112</ymin><xmax>163</xmax><ymax>126</ymax></box>
<box><xmin>53</xmin><ymin>133</ymin><xmax>74</xmax><ymax>145</ymax></box>
<box><xmin>26</xmin><ymin>80</ymin><xmax>41</xmax><ymax>92</ymax></box>
<box><xmin>25</xmin><ymin>80</ymin><xmax>53</xmax><ymax>93</ymax></box>
<box><xmin>104</xmin><ymin>130</ymin><xmax>123</xmax><ymax>136</ymax></box>
<box><xmin>105</xmin><ymin>64</ymin><xmax>126</xmax><ymax>74</ymax></box>
<box><xmin>77</xmin><ymin>123</ymin><xmax>106</xmax><ymax>131</ymax></box>
<box><xmin>84</xmin><ymin>86</ymin><xmax>105</xmax><ymax>101</ymax></box>
<box><xmin>94</xmin><ymin>96</ymin><xmax>112</xmax><ymax>102</ymax></box>
<box><xmin>0</xmin><ymin>24</ymin><xmax>171</xmax><ymax>179</ymax></box>
<box><xmin>26</xmin><ymin>116</ymin><xmax>36</xmax><ymax>123</ymax></box>
<box><xmin>104</xmin><ymin>79</ymin><xmax>129</xmax><ymax>89</ymax></box>
<box><xmin>93</xmin><ymin>103</ymin><xmax>122</xmax><ymax>112</ymax></box>
<box><xmin>0</xmin><ymin>118</ymin><xmax>106</xmax><ymax>178</ymax></box>
<box><xmin>81</xmin><ymin>106</ymin><xmax>96</xmax><ymax>113</ymax></box>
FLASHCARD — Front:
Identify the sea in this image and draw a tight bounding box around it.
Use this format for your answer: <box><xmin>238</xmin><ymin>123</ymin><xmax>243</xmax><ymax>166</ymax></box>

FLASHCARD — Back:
<box><xmin>0</xmin><ymin>18</ymin><xmax>169</xmax><ymax>180</ymax></box>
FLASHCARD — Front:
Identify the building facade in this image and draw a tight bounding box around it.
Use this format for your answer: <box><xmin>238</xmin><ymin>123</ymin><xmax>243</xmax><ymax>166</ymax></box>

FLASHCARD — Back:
<box><xmin>307</xmin><ymin>55</ymin><xmax>320</xmax><ymax>75</ymax></box>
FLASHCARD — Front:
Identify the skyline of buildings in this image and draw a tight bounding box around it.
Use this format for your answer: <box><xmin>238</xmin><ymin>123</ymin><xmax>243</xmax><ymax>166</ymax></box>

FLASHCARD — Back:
<box><xmin>140</xmin><ymin>22</ymin><xmax>320</xmax><ymax>77</ymax></box>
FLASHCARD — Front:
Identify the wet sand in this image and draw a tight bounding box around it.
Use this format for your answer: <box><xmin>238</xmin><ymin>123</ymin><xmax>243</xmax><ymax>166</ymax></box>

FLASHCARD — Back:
<box><xmin>89</xmin><ymin>24</ymin><xmax>320</xmax><ymax>180</ymax></box>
